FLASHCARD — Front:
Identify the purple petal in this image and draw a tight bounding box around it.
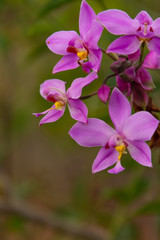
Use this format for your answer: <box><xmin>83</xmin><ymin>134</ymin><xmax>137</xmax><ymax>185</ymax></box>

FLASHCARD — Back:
<box><xmin>69</xmin><ymin>118</ymin><xmax>116</xmax><ymax>147</ymax></box>
<box><xmin>116</xmin><ymin>76</ymin><xmax>131</xmax><ymax>96</ymax></box>
<box><xmin>81</xmin><ymin>62</ymin><xmax>93</xmax><ymax>73</ymax></box>
<box><xmin>123</xmin><ymin>66</ymin><xmax>136</xmax><ymax>82</ymax></box>
<box><xmin>46</xmin><ymin>31</ymin><xmax>80</xmax><ymax>55</ymax></box>
<box><xmin>152</xmin><ymin>18</ymin><xmax>160</xmax><ymax>37</ymax></box>
<box><xmin>39</xmin><ymin>107</ymin><xmax>65</xmax><ymax>126</ymax></box>
<box><xmin>79</xmin><ymin>0</ymin><xmax>96</xmax><ymax>39</ymax></box>
<box><xmin>84</xmin><ymin>20</ymin><xmax>103</xmax><ymax>49</ymax></box>
<box><xmin>143</xmin><ymin>51</ymin><xmax>160</xmax><ymax>69</ymax></box>
<box><xmin>123</xmin><ymin>111</ymin><xmax>159</xmax><ymax>141</ymax></box>
<box><xmin>88</xmin><ymin>48</ymin><xmax>102</xmax><ymax>72</ymax></box>
<box><xmin>92</xmin><ymin>147</ymin><xmax>118</xmax><ymax>173</ymax></box>
<box><xmin>128</xmin><ymin>49</ymin><xmax>141</xmax><ymax>62</ymax></box>
<box><xmin>40</xmin><ymin>79</ymin><xmax>66</xmax><ymax>100</ymax></box>
<box><xmin>147</xmin><ymin>37</ymin><xmax>160</xmax><ymax>54</ymax></box>
<box><xmin>135</xmin><ymin>11</ymin><xmax>153</xmax><ymax>25</ymax></box>
<box><xmin>97</xmin><ymin>9</ymin><xmax>139</xmax><ymax>35</ymax></box>
<box><xmin>128</xmin><ymin>141</ymin><xmax>152</xmax><ymax>167</ymax></box>
<box><xmin>109</xmin><ymin>88</ymin><xmax>131</xmax><ymax>133</ymax></box>
<box><xmin>33</xmin><ymin>109</ymin><xmax>51</xmax><ymax>117</ymax></box>
<box><xmin>68</xmin><ymin>37</ymin><xmax>83</xmax><ymax>48</ymax></box>
<box><xmin>107</xmin><ymin>35</ymin><xmax>141</xmax><ymax>55</ymax></box>
<box><xmin>98</xmin><ymin>85</ymin><xmax>110</xmax><ymax>104</ymax></box>
<box><xmin>68</xmin><ymin>98</ymin><xmax>88</xmax><ymax>123</ymax></box>
<box><xmin>108</xmin><ymin>160</ymin><xmax>125</xmax><ymax>174</ymax></box>
<box><xmin>132</xmin><ymin>84</ymin><xmax>149</xmax><ymax>107</ymax></box>
<box><xmin>53</xmin><ymin>54</ymin><xmax>79</xmax><ymax>74</ymax></box>
<box><xmin>137</xmin><ymin>67</ymin><xmax>154</xmax><ymax>90</ymax></box>
<box><xmin>67</xmin><ymin>71</ymin><xmax>98</xmax><ymax>99</ymax></box>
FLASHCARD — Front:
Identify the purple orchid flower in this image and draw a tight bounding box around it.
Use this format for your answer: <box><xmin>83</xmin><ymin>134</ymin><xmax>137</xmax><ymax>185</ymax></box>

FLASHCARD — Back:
<box><xmin>97</xmin><ymin>10</ymin><xmax>160</xmax><ymax>55</ymax></box>
<box><xmin>69</xmin><ymin>88</ymin><xmax>159</xmax><ymax>174</ymax></box>
<box><xmin>46</xmin><ymin>0</ymin><xmax>103</xmax><ymax>74</ymax></box>
<box><xmin>33</xmin><ymin>72</ymin><xmax>98</xmax><ymax>125</ymax></box>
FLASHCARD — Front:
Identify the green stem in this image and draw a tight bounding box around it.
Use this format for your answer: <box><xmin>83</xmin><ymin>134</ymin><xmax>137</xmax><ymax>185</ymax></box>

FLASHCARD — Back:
<box><xmin>103</xmin><ymin>73</ymin><xmax>117</xmax><ymax>84</ymax></box>
<box><xmin>79</xmin><ymin>91</ymin><xmax>98</xmax><ymax>100</ymax></box>
<box><xmin>101</xmin><ymin>48</ymin><xmax>118</xmax><ymax>61</ymax></box>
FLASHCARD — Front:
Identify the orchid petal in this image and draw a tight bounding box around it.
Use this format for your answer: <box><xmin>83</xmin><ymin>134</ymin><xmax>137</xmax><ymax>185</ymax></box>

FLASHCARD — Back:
<box><xmin>123</xmin><ymin>66</ymin><xmax>136</xmax><ymax>82</ymax></box>
<box><xmin>107</xmin><ymin>35</ymin><xmax>141</xmax><ymax>55</ymax></box>
<box><xmin>108</xmin><ymin>160</ymin><xmax>125</xmax><ymax>174</ymax></box>
<box><xmin>128</xmin><ymin>141</ymin><xmax>152</xmax><ymax>167</ymax></box>
<box><xmin>128</xmin><ymin>49</ymin><xmax>141</xmax><ymax>62</ymax></box>
<box><xmin>137</xmin><ymin>67</ymin><xmax>154</xmax><ymax>90</ymax></box>
<box><xmin>68</xmin><ymin>37</ymin><xmax>83</xmax><ymax>48</ymax></box>
<box><xmin>84</xmin><ymin>20</ymin><xmax>103</xmax><ymax>49</ymax></box>
<box><xmin>92</xmin><ymin>147</ymin><xmax>118</xmax><ymax>173</ymax></box>
<box><xmin>40</xmin><ymin>79</ymin><xmax>66</xmax><ymax>100</ymax></box>
<box><xmin>152</xmin><ymin>18</ymin><xmax>160</xmax><ymax>37</ymax></box>
<box><xmin>132</xmin><ymin>84</ymin><xmax>149</xmax><ymax>107</ymax></box>
<box><xmin>135</xmin><ymin>11</ymin><xmax>153</xmax><ymax>25</ymax></box>
<box><xmin>67</xmin><ymin>71</ymin><xmax>98</xmax><ymax>99</ymax></box>
<box><xmin>98</xmin><ymin>85</ymin><xmax>110</xmax><ymax>104</ymax></box>
<box><xmin>147</xmin><ymin>37</ymin><xmax>160</xmax><ymax>54</ymax></box>
<box><xmin>81</xmin><ymin>62</ymin><xmax>93</xmax><ymax>73</ymax></box>
<box><xmin>123</xmin><ymin>111</ymin><xmax>159</xmax><ymax>141</ymax></box>
<box><xmin>69</xmin><ymin>118</ymin><xmax>116</xmax><ymax>147</ymax></box>
<box><xmin>68</xmin><ymin>98</ymin><xmax>88</xmax><ymax>123</ymax></box>
<box><xmin>33</xmin><ymin>109</ymin><xmax>51</xmax><ymax>117</ymax></box>
<box><xmin>88</xmin><ymin>48</ymin><xmax>102</xmax><ymax>72</ymax></box>
<box><xmin>109</xmin><ymin>88</ymin><xmax>131</xmax><ymax>132</ymax></box>
<box><xmin>143</xmin><ymin>51</ymin><xmax>160</xmax><ymax>69</ymax></box>
<box><xmin>46</xmin><ymin>31</ymin><xmax>80</xmax><ymax>55</ymax></box>
<box><xmin>39</xmin><ymin>106</ymin><xmax>65</xmax><ymax>126</ymax></box>
<box><xmin>79</xmin><ymin>0</ymin><xmax>96</xmax><ymax>39</ymax></box>
<box><xmin>116</xmin><ymin>76</ymin><xmax>131</xmax><ymax>96</ymax></box>
<box><xmin>53</xmin><ymin>54</ymin><xmax>79</xmax><ymax>74</ymax></box>
<box><xmin>97</xmin><ymin>9</ymin><xmax>139</xmax><ymax>35</ymax></box>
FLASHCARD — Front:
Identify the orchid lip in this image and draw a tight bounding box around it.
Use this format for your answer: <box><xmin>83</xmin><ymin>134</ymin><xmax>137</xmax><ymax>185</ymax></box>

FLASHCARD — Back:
<box><xmin>43</xmin><ymin>86</ymin><xmax>67</xmax><ymax>101</ymax></box>
<box><xmin>67</xmin><ymin>45</ymin><xmax>89</xmax><ymax>61</ymax></box>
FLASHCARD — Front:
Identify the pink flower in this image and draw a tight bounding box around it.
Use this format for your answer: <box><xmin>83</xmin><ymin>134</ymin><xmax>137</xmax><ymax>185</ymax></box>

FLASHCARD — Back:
<box><xmin>69</xmin><ymin>88</ymin><xmax>159</xmax><ymax>174</ymax></box>
<box><xmin>98</xmin><ymin>10</ymin><xmax>160</xmax><ymax>55</ymax></box>
<box><xmin>46</xmin><ymin>0</ymin><xmax>103</xmax><ymax>74</ymax></box>
<box><xmin>33</xmin><ymin>72</ymin><xmax>98</xmax><ymax>125</ymax></box>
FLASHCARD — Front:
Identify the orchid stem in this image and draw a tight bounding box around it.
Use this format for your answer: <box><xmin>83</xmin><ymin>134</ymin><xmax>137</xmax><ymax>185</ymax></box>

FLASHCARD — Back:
<box><xmin>80</xmin><ymin>91</ymin><xmax>98</xmax><ymax>100</ymax></box>
<box><xmin>101</xmin><ymin>48</ymin><xmax>117</xmax><ymax>61</ymax></box>
<box><xmin>135</xmin><ymin>42</ymin><xmax>145</xmax><ymax>71</ymax></box>
<box><xmin>135</xmin><ymin>59</ymin><xmax>144</xmax><ymax>71</ymax></box>
<box><xmin>103</xmin><ymin>73</ymin><xmax>117</xmax><ymax>84</ymax></box>
<box><xmin>139</xmin><ymin>41</ymin><xmax>145</xmax><ymax>63</ymax></box>
<box><xmin>150</xmin><ymin>107</ymin><xmax>160</xmax><ymax>113</ymax></box>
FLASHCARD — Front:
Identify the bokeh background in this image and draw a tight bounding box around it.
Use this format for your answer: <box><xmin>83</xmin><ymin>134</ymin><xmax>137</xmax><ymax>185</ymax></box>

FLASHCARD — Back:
<box><xmin>0</xmin><ymin>0</ymin><xmax>160</xmax><ymax>239</ymax></box>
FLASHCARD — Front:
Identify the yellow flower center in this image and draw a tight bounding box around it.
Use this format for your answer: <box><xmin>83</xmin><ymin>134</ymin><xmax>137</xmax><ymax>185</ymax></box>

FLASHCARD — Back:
<box><xmin>77</xmin><ymin>51</ymin><xmax>88</xmax><ymax>60</ymax></box>
<box><xmin>55</xmin><ymin>101</ymin><xmax>64</xmax><ymax>110</ymax></box>
<box><xmin>115</xmin><ymin>144</ymin><xmax>126</xmax><ymax>160</ymax></box>
<box><xmin>50</xmin><ymin>101</ymin><xmax>65</xmax><ymax>111</ymax></box>
<box><xmin>138</xmin><ymin>37</ymin><xmax>151</xmax><ymax>44</ymax></box>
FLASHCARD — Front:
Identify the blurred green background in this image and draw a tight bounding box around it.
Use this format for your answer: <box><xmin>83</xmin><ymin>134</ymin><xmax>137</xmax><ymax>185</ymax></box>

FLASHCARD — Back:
<box><xmin>0</xmin><ymin>0</ymin><xmax>160</xmax><ymax>239</ymax></box>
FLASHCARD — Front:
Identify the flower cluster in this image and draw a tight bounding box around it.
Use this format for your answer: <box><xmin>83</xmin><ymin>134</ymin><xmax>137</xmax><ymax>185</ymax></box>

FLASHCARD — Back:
<box><xmin>34</xmin><ymin>0</ymin><xmax>160</xmax><ymax>174</ymax></box>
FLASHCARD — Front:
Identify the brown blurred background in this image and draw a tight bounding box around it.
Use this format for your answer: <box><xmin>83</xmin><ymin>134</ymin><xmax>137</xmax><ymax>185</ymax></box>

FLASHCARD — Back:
<box><xmin>0</xmin><ymin>0</ymin><xmax>160</xmax><ymax>239</ymax></box>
